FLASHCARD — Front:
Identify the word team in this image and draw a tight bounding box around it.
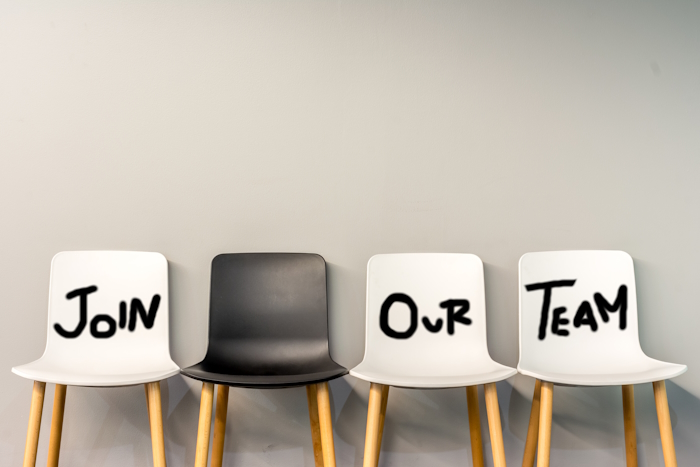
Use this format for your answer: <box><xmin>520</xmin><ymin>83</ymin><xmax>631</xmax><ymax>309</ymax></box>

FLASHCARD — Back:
<box><xmin>524</xmin><ymin>280</ymin><xmax>627</xmax><ymax>340</ymax></box>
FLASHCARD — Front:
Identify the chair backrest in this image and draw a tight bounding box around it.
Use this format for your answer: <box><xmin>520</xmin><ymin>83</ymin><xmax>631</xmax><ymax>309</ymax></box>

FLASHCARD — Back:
<box><xmin>43</xmin><ymin>251</ymin><xmax>171</xmax><ymax>369</ymax></box>
<box><xmin>203</xmin><ymin>253</ymin><xmax>331</xmax><ymax>373</ymax></box>
<box><xmin>361</xmin><ymin>253</ymin><xmax>492</xmax><ymax>377</ymax></box>
<box><xmin>518</xmin><ymin>250</ymin><xmax>644</xmax><ymax>374</ymax></box>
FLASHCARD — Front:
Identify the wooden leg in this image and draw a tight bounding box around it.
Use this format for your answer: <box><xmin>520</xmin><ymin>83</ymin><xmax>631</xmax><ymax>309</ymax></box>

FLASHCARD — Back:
<box><xmin>23</xmin><ymin>381</ymin><xmax>46</xmax><ymax>467</ymax></box>
<box><xmin>622</xmin><ymin>385</ymin><xmax>638</xmax><ymax>467</ymax></box>
<box><xmin>466</xmin><ymin>386</ymin><xmax>484</xmax><ymax>467</ymax></box>
<box><xmin>522</xmin><ymin>379</ymin><xmax>542</xmax><ymax>467</ymax></box>
<box><xmin>146</xmin><ymin>382</ymin><xmax>167</xmax><ymax>467</ymax></box>
<box><xmin>317</xmin><ymin>382</ymin><xmax>337</xmax><ymax>467</ymax></box>
<box><xmin>47</xmin><ymin>384</ymin><xmax>67</xmax><ymax>467</ymax></box>
<box><xmin>145</xmin><ymin>385</ymin><xmax>151</xmax><ymax>420</ymax></box>
<box><xmin>210</xmin><ymin>385</ymin><xmax>229</xmax><ymax>467</ymax></box>
<box><xmin>536</xmin><ymin>382</ymin><xmax>553</xmax><ymax>467</ymax></box>
<box><xmin>653</xmin><ymin>381</ymin><xmax>678</xmax><ymax>467</ymax></box>
<box><xmin>306</xmin><ymin>385</ymin><xmax>324</xmax><ymax>467</ymax></box>
<box><xmin>195</xmin><ymin>382</ymin><xmax>215</xmax><ymax>467</ymax></box>
<box><xmin>484</xmin><ymin>383</ymin><xmax>507</xmax><ymax>467</ymax></box>
<box><xmin>376</xmin><ymin>384</ymin><xmax>390</xmax><ymax>461</ymax></box>
<box><xmin>362</xmin><ymin>383</ymin><xmax>385</xmax><ymax>467</ymax></box>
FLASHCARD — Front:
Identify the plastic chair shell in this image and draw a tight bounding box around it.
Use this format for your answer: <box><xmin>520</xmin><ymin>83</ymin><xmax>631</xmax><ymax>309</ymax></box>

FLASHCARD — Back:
<box><xmin>12</xmin><ymin>251</ymin><xmax>179</xmax><ymax>387</ymax></box>
<box><xmin>518</xmin><ymin>250</ymin><xmax>687</xmax><ymax>386</ymax></box>
<box><xmin>350</xmin><ymin>253</ymin><xmax>516</xmax><ymax>389</ymax></box>
<box><xmin>180</xmin><ymin>253</ymin><xmax>347</xmax><ymax>388</ymax></box>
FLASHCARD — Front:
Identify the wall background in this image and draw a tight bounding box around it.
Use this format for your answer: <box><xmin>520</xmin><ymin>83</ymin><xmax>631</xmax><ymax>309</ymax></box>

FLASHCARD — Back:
<box><xmin>1</xmin><ymin>1</ymin><xmax>699</xmax><ymax>465</ymax></box>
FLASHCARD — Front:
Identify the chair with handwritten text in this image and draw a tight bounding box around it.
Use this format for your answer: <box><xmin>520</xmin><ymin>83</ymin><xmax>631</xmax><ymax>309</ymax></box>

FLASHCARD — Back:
<box><xmin>180</xmin><ymin>253</ymin><xmax>347</xmax><ymax>467</ymax></box>
<box><xmin>12</xmin><ymin>251</ymin><xmax>179</xmax><ymax>467</ymax></box>
<box><xmin>350</xmin><ymin>253</ymin><xmax>516</xmax><ymax>467</ymax></box>
<box><xmin>518</xmin><ymin>250</ymin><xmax>687</xmax><ymax>467</ymax></box>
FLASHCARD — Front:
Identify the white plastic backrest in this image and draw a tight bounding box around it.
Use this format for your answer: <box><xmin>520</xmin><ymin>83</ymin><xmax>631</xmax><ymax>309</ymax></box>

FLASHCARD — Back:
<box><xmin>42</xmin><ymin>251</ymin><xmax>171</xmax><ymax>369</ymax></box>
<box><xmin>362</xmin><ymin>253</ymin><xmax>491</xmax><ymax>376</ymax></box>
<box><xmin>518</xmin><ymin>250</ymin><xmax>644</xmax><ymax>374</ymax></box>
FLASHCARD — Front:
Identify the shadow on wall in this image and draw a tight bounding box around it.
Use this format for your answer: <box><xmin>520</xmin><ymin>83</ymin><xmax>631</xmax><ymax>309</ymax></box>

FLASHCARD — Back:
<box><xmin>165</xmin><ymin>374</ymin><xmax>484</xmax><ymax>467</ymax></box>
<box><xmin>168</xmin><ymin>260</ymin><xmax>209</xmax><ymax>369</ymax></box>
<box><xmin>165</xmin><ymin>375</ymin><xmax>325</xmax><ymax>467</ymax></box>
<box><xmin>482</xmin><ymin>261</ymin><xmax>520</xmax><ymax>369</ymax></box>
<box><xmin>332</xmin><ymin>376</ymin><xmax>700</xmax><ymax>467</ymax></box>
<box><xmin>5</xmin><ymin>374</ymin><xmax>700</xmax><ymax>466</ymax></box>
<box><xmin>508</xmin><ymin>376</ymin><xmax>700</xmax><ymax>466</ymax></box>
<box><xmin>164</xmin><ymin>372</ymin><xmax>700</xmax><ymax>467</ymax></box>
<box><xmin>3</xmin><ymin>382</ymin><xmax>163</xmax><ymax>466</ymax></box>
<box><xmin>334</xmin><ymin>378</ymin><xmax>473</xmax><ymax>467</ymax></box>
<box><xmin>326</xmin><ymin>261</ymin><xmax>367</xmax><ymax>369</ymax></box>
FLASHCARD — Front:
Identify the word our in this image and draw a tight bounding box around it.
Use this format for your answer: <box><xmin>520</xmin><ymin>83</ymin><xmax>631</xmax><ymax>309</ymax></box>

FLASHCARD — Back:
<box><xmin>380</xmin><ymin>293</ymin><xmax>471</xmax><ymax>339</ymax></box>
<box><xmin>524</xmin><ymin>280</ymin><xmax>627</xmax><ymax>340</ymax></box>
<box><xmin>54</xmin><ymin>285</ymin><xmax>161</xmax><ymax>339</ymax></box>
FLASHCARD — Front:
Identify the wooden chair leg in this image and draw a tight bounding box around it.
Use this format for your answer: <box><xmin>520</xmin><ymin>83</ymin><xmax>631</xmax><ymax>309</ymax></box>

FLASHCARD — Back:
<box><xmin>317</xmin><ymin>382</ymin><xmax>337</xmax><ymax>467</ymax></box>
<box><xmin>47</xmin><ymin>384</ymin><xmax>67</xmax><ymax>467</ymax></box>
<box><xmin>376</xmin><ymin>384</ymin><xmax>390</xmax><ymax>461</ymax></box>
<box><xmin>362</xmin><ymin>383</ymin><xmax>385</xmax><ymax>467</ymax></box>
<box><xmin>210</xmin><ymin>385</ymin><xmax>229</xmax><ymax>467</ymax></box>
<box><xmin>146</xmin><ymin>381</ymin><xmax>167</xmax><ymax>467</ymax></box>
<box><xmin>522</xmin><ymin>379</ymin><xmax>542</xmax><ymax>467</ymax></box>
<box><xmin>653</xmin><ymin>381</ymin><xmax>678</xmax><ymax>467</ymax></box>
<box><xmin>484</xmin><ymin>383</ymin><xmax>507</xmax><ymax>467</ymax></box>
<box><xmin>23</xmin><ymin>381</ymin><xmax>46</xmax><ymax>467</ymax></box>
<box><xmin>306</xmin><ymin>385</ymin><xmax>324</xmax><ymax>467</ymax></box>
<box><xmin>622</xmin><ymin>385</ymin><xmax>638</xmax><ymax>467</ymax></box>
<box><xmin>536</xmin><ymin>382</ymin><xmax>553</xmax><ymax>467</ymax></box>
<box><xmin>466</xmin><ymin>385</ymin><xmax>484</xmax><ymax>467</ymax></box>
<box><xmin>195</xmin><ymin>382</ymin><xmax>215</xmax><ymax>467</ymax></box>
<box><xmin>145</xmin><ymin>385</ymin><xmax>151</xmax><ymax>420</ymax></box>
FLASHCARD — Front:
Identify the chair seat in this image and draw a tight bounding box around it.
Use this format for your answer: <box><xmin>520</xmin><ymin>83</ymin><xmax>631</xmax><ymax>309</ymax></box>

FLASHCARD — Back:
<box><xmin>350</xmin><ymin>361</ymin><xmax>516</xmax><ymax>389</ymax></box>
<box><xmin>12</xmin><ymin>356</ymin><xmax>180</xmax><ymax>387</ymax></box>
<box><xmin>181</xmin><ymin>362</ymin><xmax>348</xmax><ymax>388</ymax></box>
<box><xmin>518</xmin><ymin>357</ymin><xmax>687</xmax><ymax>386</ymax></box>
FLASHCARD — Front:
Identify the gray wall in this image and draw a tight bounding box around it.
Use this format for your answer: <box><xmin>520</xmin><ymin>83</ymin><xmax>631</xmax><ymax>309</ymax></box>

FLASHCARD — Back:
<box><xmin>1</xmin><ymin>1</ymin><xmax>699</xmax><ymax>465</ymax></box>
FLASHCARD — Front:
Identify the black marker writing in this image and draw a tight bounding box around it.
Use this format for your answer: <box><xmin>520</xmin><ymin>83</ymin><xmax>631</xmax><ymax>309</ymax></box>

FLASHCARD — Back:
<box><xmin>440</xmin><ymin>299</ymin><xmax>471</xmax><ymax>335</ymax></box>
<box><xmin>128</xmin><ymin>295</ymin><xmax>161</xmax><ymax>331</ymax></box>
<box><xmin>54</xmin><ymin>286</ymin><xmax>161</xmax><ymax>339</ymax></box>
<box><xmin>54</xmin><ymin>285</ymin><xmax>98</xmax><ymax>338</ymax></box>
<box><xmin>380</xmin><ymin>293</ymin><xmax>418</xmax><ymax>339</ymax></box>
<box><xmin>551</xmin><ymin>307</ymin><xmax>569</xmax><ymax>336</ymax></box>
<box><xmin>573</xmin><ymin>300</ymin><xmax>597</xmax><ymax>331</ymax></box>
<box><xmin>90</xmin><ymin>314</ymin><xmax>116</xmax><ymax>338</ymax></box>
<box><xmin>524</xmin><ymin>280</ymin><xmax>576</xmax><ymax>340</ymax></box>
<box><xmin>421</xmin><ymin>316</ymin><xmax>443</xmax><ymax>333</ymax></box>
<box><xmin>119</xmin><ymin>301</ymin><xmax>127</xmax><ymax>329</ymax></box>
<box><xmin>594</xmin><ymin>285</ymin><xmax>627</xmax><ymax>330</ymax></box>
<box><xmin>527</xmin><ymin>281</ymin><xmax>629</xmax><ymax>339</ymax></box>
<box><xmin>380</xmin><ymin>295</ymin><xmax>472</xmax><ymax>339</ymax></box>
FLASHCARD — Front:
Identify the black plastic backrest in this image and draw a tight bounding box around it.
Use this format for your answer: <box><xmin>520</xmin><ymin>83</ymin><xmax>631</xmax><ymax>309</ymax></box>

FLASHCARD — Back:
<box><xmin>203</xmin><ymin>253</ymin><xmax>332</xmax><ymax>373</ymax></box>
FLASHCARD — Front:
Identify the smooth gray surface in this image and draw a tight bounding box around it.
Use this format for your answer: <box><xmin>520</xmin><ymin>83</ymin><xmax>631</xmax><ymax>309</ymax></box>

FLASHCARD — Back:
<box><xmin>1</xmin><ymin>1</ymin><xmax>699</xmax><ymax>465</ymax></box>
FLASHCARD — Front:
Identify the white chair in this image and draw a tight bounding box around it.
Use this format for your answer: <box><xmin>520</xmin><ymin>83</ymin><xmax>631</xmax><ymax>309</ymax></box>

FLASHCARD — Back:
<box><xmin>518</xmin><ymin>250</ymin><xmax>687</xmax><ymax>467</ymax></box>
<box><xmin>12</xmin><ymin>251</ymin><xmax>179</xmax><ymax>467</ymax></box>
<box><xmin>350</xmin><ymin>253</ymin><xmax>516</xmax><ymax>467</ymax></box>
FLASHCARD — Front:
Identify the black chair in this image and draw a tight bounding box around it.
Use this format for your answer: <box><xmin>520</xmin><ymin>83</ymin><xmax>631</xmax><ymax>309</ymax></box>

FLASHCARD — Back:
<box><xmin>182</xmin><ymin>253</ymin><xmax>347</xmax><ymax>467</ymax></box>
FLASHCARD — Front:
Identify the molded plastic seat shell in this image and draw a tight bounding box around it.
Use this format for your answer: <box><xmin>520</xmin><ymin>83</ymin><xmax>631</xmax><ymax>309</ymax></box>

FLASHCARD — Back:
<box><xmin>12</xmin><ymin>251</ymin><xmax>179</xmax><ymax>387</ymax></box>
<box><xmin>517</xmin><ymin>250</ymin><xmax>687</xmax><ymax>386</ymax></box>
<box><xmin>180</xmin><ymin>253</ymin><xmax>347</xmax><ymax>389</ymax></box>
<box><xmin>350</xmin><ymin>253</ymin><xmax>516</xmax><ymax>389</ymax></box>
